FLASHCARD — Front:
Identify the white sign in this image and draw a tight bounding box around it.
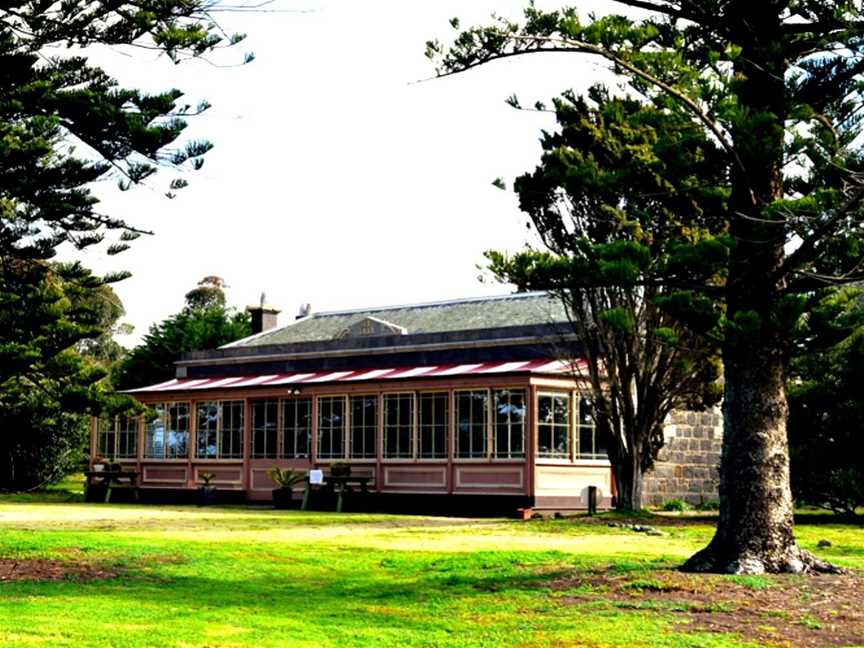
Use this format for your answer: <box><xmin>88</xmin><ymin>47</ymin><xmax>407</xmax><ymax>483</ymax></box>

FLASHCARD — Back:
<box><xmin>309</xmin><ymin>469</ymin><xmax>324</xmax><ymax>485</ymax></box>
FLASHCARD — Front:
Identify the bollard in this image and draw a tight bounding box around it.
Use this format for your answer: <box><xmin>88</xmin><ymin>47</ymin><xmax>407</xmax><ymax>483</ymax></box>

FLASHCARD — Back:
<box><xmin>588</xmin><ymin>485</ymin><xmax>598</xmax><ymax>516</ymax></box>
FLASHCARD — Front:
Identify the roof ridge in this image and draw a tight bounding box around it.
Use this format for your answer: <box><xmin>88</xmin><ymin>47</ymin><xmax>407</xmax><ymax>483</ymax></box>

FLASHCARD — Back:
<box><xmin>311</xmin><ymin>291</ymin><xmax>550</xmax><ymax>318</ymax></box>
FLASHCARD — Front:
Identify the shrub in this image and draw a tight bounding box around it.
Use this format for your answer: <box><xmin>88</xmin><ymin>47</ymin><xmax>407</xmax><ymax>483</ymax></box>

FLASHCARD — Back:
<box><xmin>662</xmin><ymin>499</ymin><xmax>691</xmax><ymax>512</ymax></box>
<box><xmin>696</xmin><ymin>499</ymin><xmax>720</xmax><ymax>511</ymax></box>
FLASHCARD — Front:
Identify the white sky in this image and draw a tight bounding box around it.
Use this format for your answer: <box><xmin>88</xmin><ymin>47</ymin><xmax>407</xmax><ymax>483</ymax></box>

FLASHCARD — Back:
<box><xmin>77</xmin><ymin>0</ymin><xmax>617</xmax><ymax>344</ymax></box>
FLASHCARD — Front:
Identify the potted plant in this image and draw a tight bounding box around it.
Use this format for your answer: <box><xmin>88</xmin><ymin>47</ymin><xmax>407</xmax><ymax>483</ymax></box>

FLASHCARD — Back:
<box><xmin>197</xmin><ymin>473</ymin><xmax>217</xmax><ymax>506</ymax></box>
<box><xmin>269</xmin><ymin>467</ymin><xmax>303</xmax><ymax>509</ymax></box>
<box><xmin>92</xmin><ymin>456</ymin><xmax>108</xmax><ymax>472</ymax></box>
<box><xmin>330</xmin><ymin>461</ymin><xmax>351</xmax><ymax>478</ymax></box>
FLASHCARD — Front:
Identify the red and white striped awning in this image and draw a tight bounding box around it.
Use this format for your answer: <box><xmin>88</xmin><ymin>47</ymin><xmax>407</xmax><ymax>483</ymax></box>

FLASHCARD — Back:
<box><xmin>125</xmin><ymin>359</ymin><xmax>586</xmax><ymax>394</ymax></box>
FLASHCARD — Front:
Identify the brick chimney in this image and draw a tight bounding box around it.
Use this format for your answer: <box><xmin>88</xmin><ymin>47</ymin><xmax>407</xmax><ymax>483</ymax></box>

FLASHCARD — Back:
<box><xmin>247</xmin><ymin>292</ymin><xmax>280</xmax><ymax>334</ymax></box>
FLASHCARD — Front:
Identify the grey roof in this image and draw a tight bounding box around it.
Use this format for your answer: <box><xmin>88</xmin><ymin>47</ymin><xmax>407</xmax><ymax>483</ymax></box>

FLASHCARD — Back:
<box><xmin>225</xmin><ymin>292</ymin><xmax>569</xmax><ymax>348</ymax></box>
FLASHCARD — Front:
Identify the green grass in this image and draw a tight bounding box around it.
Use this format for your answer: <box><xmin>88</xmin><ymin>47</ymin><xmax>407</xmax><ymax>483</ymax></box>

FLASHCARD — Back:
<box><xmin>0</xmin><ymin>488</ymin><xmax>860</xmax><ymax>647</ymax></box>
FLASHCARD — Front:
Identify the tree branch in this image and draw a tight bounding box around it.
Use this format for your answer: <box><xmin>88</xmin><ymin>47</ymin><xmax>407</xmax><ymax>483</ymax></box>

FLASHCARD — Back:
<box><xmin>435</xmin><ymin>31</ymin><xmax>746</xmax><ymax>177</ymax></box>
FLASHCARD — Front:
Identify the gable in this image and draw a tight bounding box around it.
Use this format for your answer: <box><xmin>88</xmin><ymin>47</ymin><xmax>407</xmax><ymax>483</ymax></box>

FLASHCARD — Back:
<box><xmin>335</xmin><ymin>316</ymin><xmax>407</xmax><ymax>340</ymax></box>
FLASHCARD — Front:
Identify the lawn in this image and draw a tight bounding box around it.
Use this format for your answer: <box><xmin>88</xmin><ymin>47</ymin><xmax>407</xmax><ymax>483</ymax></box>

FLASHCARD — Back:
<box><xmin>0</xmin><ymin>486</ymin><xmax>861</xmax><ymax>647</ymax></box>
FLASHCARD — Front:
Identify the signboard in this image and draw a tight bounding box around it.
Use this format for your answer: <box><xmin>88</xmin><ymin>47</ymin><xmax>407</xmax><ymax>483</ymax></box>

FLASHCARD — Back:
<box><xmin>309</xmin><ymin>469</ymin><xmax>324</xmax><ymax>485</ymax></box>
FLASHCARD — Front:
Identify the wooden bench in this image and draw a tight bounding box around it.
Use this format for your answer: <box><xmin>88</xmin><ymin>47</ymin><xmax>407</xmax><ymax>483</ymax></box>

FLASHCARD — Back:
<box><xmin>84</xmin><ymin>470</ymin><xmax>139</xmax><ymax>503</ymax></box>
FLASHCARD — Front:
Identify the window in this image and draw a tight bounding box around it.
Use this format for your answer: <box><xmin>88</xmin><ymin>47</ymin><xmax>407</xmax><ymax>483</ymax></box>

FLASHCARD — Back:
<box><xmin>196</xmin><ymin>400</ymin><xmax>244</xmax><ymax>459</ymax></box>
<box><xmin>538</xmin><ymin>393</ymin><xmax>570</xmax><ymax>458</ymax></box>
<box><xmin>418</xmin><ymin>392</ymin><xmax>448</xmax><ymax>459</ymax></box>
<box><xmin>456</xmin><ymin>390</ymin><xmax>488</xmax><ymax>458</ymax></box>
<box><xmin>576</xmin><ymin>395</ymin><xmax>605</xmax><ymax>459</ymax></box>
<box><xmin>145</xmin><ymin>402</ymin><xmax>190</xmax><ymax>459</ymax></box>
<box><xmin>97</xmin><ymin>416</ymin><xmax>138</xmax><ymax>459</ymax></box>
<box><xmin>383</xmin><ymin>394</ymin><xmax>414</xmax><ymax>458</ymax></box>
<box><xmin>252</xmin><ymin>400</ymin><xmax>279</xmax><ymax>458</ymax></box>
<box><xmin>350</xmin><ymin>395</ymin><xmax>377</xmax><ymax>459</ymax></box>
<box><xmin>493</xmin><ymin>389</ymin><xmax>526</xmax><ymax>458</ymax></box>
<box><xmin>317</xmin><ymin>396</ymin><xmax>346</xmax><ymax>459</ymax></box>
<box><xmin>282</xmin><ymin>398</ymin><xmax>312</xmax><ymax>458</ymax></box>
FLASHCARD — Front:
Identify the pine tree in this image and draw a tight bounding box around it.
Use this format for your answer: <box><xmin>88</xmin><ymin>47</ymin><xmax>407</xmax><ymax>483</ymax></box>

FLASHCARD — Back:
<box><xmin>1</xmin><ymin>2</ymin><xmax>247</xmax><ymax>487</ymax></box>
<box><xmin>429</xmin><ymin>1</ymin><xmax>864</xmax><ymax>573</ymax></box>
<box><xmin>486</xmin><ymin>91</ymin><xmax>725</xmax><ymax>510</ymax></box>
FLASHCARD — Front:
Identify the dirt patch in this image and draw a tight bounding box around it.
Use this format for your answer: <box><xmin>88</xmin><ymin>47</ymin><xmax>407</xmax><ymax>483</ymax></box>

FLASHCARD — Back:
<box><xmin>0</xmin><ymin>558</ymin><xmax>118</xmax><ymax>583</ymax></box>
<box><xmin>552</xmin><ymin>569</ymin><xmax>864</xmax><ymax>647</ymax></box>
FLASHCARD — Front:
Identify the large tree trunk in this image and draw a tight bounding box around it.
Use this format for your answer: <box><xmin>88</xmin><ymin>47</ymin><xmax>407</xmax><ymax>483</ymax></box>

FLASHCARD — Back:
<box><xmin>614</xmin><ymin>451</ymin><xmax>643</xmax><ymax>512</ymax></box>
<box><xmin>682</xmin><ymin>2</ymin><xmax>842</xmax><ymax>574</ymax></box>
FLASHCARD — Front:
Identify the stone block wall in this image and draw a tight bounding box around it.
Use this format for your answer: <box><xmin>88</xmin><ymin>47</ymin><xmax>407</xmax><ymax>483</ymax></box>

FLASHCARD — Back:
<box><xmin>642</xmin><ymin>408</ymin><xmax>723</xmax><ymax>507</ymax></box>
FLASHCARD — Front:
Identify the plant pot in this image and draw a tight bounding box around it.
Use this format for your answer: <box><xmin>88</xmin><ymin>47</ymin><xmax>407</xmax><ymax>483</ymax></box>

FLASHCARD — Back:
<box><xmin>197</xmin><ymin>485</ymin><xmax>217</xmax><ymax>506</ymax></box>
<box><xmin>92</xmin><ymin>464</ymin><xmax>105</xmax><ymax>472</ymax></box>
<box><xmin>272</xmin><ymin>487</ymin><xmax>294</xmax><ymax>509</ymax></box>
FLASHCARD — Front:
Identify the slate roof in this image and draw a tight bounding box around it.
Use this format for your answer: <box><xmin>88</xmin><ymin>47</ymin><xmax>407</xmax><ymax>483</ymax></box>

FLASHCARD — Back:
<box><xmin>224</xmin><ymin>292</ymin><xmax>569</xmax><ymax>348</ymax></box>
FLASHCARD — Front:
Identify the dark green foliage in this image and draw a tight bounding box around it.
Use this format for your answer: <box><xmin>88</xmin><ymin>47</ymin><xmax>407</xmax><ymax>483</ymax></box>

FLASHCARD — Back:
<box><xmin>662</xmin><ymin>499</ymin><xmax>690</xmax><ymax>512</ymax></box>
<box><xmin>432</xmin><ymin>0</ymin><xmax>864</xmax><ymax>572</ymax></box>
<box><xmin>0</xmin><ymin>263</ymin><xmax>134</xmax><ymax>490</ymax></box>
<box><xmin>485</xmin><ymin>94</ymin><xmax>725</xmax><ymax>510</ymax></box>
<box><xmin>788</xmin><ymin>288</ymin><xmax>864</xmax><ymax>517</ymax></box>
<box><xmin>0</xmin><ymin>378</ymin><xmax>90</xmax><ymax>491</ymax></box>
<box><xmin>114</xmin><ymin>278</ymin><xmax>251</xmax><ymax>390</ymax></box>
<box><xmin>0</xmin><ymin>2</ymin><xmax>243</xmax><ymax>489</ymax></box>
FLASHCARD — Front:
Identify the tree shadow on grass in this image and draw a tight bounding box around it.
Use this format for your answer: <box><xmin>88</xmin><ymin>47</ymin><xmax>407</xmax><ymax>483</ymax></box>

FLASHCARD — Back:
<box><xmin>0</xmin><ymin>549</ymin><xmax>586</xmax><ymax>645</ymax></box>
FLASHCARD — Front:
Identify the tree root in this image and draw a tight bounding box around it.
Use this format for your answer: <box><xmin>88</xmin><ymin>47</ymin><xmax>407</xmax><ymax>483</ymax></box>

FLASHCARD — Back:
<box><xmin>681</xmin><ymin>543</ymin><xmax>849</xmax><ymax>575</ymax></box>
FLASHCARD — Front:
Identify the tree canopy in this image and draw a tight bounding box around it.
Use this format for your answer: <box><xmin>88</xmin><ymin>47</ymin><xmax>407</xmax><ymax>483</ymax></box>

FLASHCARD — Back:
<box><xmin>787</xmin><ymin>286</ymin><xmax>864</xmax><ymax>518</ymax></box>
<box><xmin>487</xmin><ymin>89</ymin><xmax>725</xmax><ymax>510</ymax></box>
<box><xmin>430</xmin><ymin>1</ymin><xmax>864</xmax><ymax>573</ymax></box>
<box><xmin>114</xmin><ymin>276</ymin><xmax>251</xmax><ymax>391</ymax></box>
<box><xmin>1</xmin><ymin>2</ymin><xmax>248</xmax><ymax>488</ymax></box>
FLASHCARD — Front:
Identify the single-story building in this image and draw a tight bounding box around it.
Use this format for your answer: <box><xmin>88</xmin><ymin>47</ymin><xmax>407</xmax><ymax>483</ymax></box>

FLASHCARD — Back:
<box><xmin>92</xmin><ymin>292</ymin><xmax>616</xmax><ymax>511</ymax></box>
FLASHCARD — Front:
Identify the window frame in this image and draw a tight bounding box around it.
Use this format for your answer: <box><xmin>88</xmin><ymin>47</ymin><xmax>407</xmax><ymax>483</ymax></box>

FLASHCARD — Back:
<box><xmin>144</xmin><ymin>401</ymin><xmax>191</xmax><ymax>461</ymax></box>
<box><xmin>250</xmin><ymin>399</ymin><xmax>279</xmax><ymax>459</ymax></box>
<box><xmin>454</xmin><ymin>388</ymin><xmax>491</xmax><ymax>461</ymax></box>
<box><xmin>492</xmin><ymin>388</ymin><xmax>527</xmax><ymax>460</ymax></box>
<box><xmin>195</xmin><ymin>400</ymin><xmax>245</xmax><ymax>461</ymax></box>
<box><xmin>536</xmin><ymin>391</ymin><xmax>572</xmax><ymax>460</ymax></box>
<box><xmin>417</xmin><ymin>390</ymin><xmax>450</xmax><ymax>461</ymax></box>
<box><xmin>348</xmin><ymin>394</ymin><xmax>378</xmax><ymax>461</ymax></box>
<box><xmin>575</xmin><ymin>393</ymin><xmax>605</xmax><ymax>460</ymax></box>
<box><xmin>280</xmin><ymin>397</ymin><xmax>313</xmax><ymax>460</ymax></box>
<box><xmin>316</xmin><ymin>394</ymin><xmax>348</xmax><ymax>461</ymax></box>
<box><xmin>96</xmin><ymin>415</ymin><xmax>139</xmax><ymax>460</ymax></box>
<box><xmin>382</xmin><ymin>392</ymin><xmax>416</xmax><ymax>460</ymax></box>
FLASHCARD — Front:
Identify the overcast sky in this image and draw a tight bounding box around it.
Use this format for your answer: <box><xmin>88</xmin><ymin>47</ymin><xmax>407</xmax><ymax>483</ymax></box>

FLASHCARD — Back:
<box><xmin>77</xmin><ymin>0</ymin><xmax>617</xmax><ymax>344</ymax></box>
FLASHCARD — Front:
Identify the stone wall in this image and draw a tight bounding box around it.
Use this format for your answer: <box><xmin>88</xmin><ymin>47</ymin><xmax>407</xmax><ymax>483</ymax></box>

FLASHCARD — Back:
<box><xmin>642</xmin><ymin>409</ymin><xmax>723</xmax><ymax>507</ymax></box>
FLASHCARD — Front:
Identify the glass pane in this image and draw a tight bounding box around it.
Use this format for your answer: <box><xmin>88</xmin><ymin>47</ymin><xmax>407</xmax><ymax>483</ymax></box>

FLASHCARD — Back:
<box><xmin>253</xmin><ymin>400</ymin><xmax>277</xmax><ymax>458</ymax></box>
<box><xmin>419</xmin><ymin>392</ymin><xmax>448</xmax><ymax>459</ymax></box>
<box><xmin>350</xmin><ymin>395</ymin><xmax>377</xmax><ymax>459</ymax></box>
<box><xmin>383</xmin><ymin>394</ymin><xmax>413</xmax><ymax>459</ymax></box>
<box><xmin>579</xmin><ymin>396</ymin><xmax>594</xmax><ymax>426</ymax></box>
<box><xmin>220</xmin><ymin>400</ymin><xmax>244</xmax><ymax>459</ymax></box>
<box><xmin>317</xmin><ymin>396</ymin><xmax>345</xmax><ymax>459</ymax></box>
<box><xmin>579</xmin><ymin>426</ymin><xmax>594</xmax><ymax>458</ymax></box>
<box><xmin>97</xmin><ymin>418</ymin><xmax>115</xmax><ymax>458</ymax></box>
<box><xmin>595</xmin><ymin>426</ymin><xmax>608</xmax><ymax>456</ymax></box>
<box><xmin>145</xmin><ymin>404</ymin><xmax>166</xmax><ymax>458</ymax></box>
<box><xmin>537</xmin><ymin>394</ymin><xmax>569</xmax><ymax>458</ymax></box>
<box><xmin>494</xmin><ymin>389</ymin><xmax>525</xmax><ymax>458</ymax></box>
<box><xmin>197</xmin><ymin>402</ymin><xmax>218</xmax><ymax>459</ymax></box>
<box><xmin>117</xmin><ymin>416</ymin><xmax>138</xmax><ymax>458</ymax></box>
<box><xmin>456</xmin><ymin>390</ymin><xmax>487</xmax><ymax>458</ymax></box>
<box><xmin>167</xmin><ymin>402</ymin><xmax>189</xmax><ymax>459</ymax></box>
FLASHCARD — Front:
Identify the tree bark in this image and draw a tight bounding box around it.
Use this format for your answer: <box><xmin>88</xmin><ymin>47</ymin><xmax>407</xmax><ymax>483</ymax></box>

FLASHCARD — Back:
<box><xmin>682</xmin><ymin>1</ymin><xmax>843</xmax><ymax>574</ymax></box>
<box><xmin>613</xmin><ymin>450</ymin><xmax>643</xmax><ymax>512</ymax></box>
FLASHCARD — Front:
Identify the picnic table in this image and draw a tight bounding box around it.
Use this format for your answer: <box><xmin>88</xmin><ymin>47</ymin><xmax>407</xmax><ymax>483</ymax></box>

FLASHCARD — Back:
<box><xmin>300</xmin><ymin>475</ymin><xmax>370</xmax><ymax>513</ymax></box>
<box><xmin>84</xmin><ymin>470</ymin><xmax>139</xmax><ymax>503</ymax></box>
